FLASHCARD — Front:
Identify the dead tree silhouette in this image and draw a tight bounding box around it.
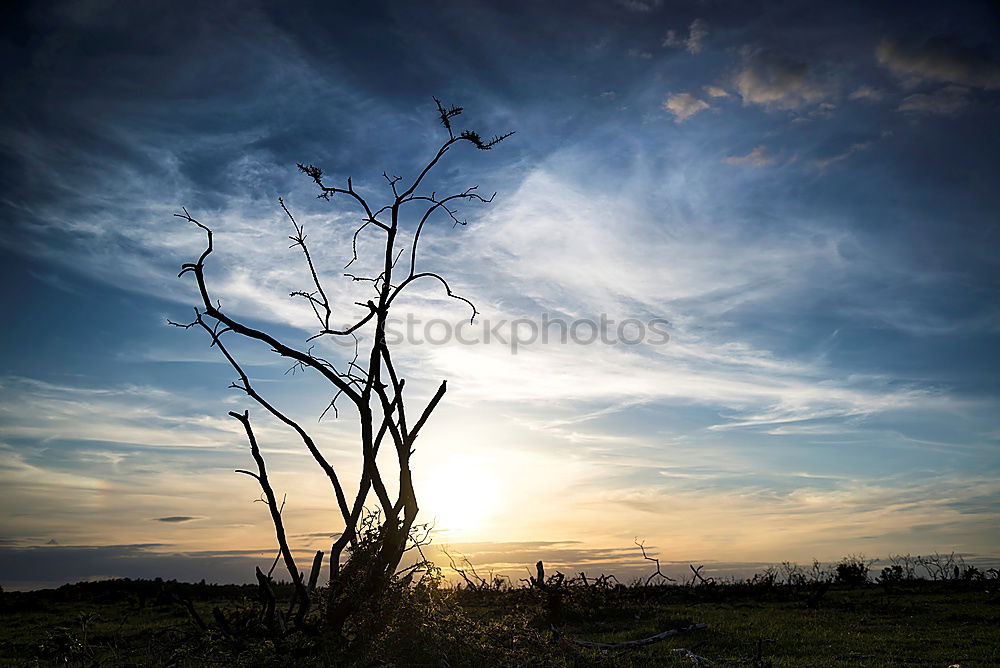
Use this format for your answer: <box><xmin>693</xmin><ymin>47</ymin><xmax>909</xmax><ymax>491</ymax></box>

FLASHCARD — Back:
<box><xmin>170</xmin><ymin>99</ymin><xmax>511</xmax><ymax>641</ymax></box>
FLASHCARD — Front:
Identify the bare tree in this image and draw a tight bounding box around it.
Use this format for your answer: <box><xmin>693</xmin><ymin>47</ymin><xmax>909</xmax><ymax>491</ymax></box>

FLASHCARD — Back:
<box><xmin>170</xmin><ymin>99</ymin><xmax>511</xmax><ymax>640</ymax></box>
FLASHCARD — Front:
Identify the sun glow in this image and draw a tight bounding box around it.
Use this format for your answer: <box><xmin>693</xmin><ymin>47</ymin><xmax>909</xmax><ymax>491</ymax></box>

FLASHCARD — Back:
<box><xmin>419</xmin><ymin>455</ymin><xmax>501</xmax><ymax>535</ymax></box>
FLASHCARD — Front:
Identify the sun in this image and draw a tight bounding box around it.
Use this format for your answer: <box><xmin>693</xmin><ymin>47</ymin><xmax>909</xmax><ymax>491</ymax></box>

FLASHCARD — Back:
<box><xmin>420</xmin><ymin>455</ymin><xmax>501</xmax><ymax>535</ymax></box>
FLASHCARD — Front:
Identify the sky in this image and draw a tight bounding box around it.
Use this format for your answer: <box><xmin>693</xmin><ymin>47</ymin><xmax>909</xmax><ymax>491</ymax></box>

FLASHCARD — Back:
<box><xmin>1</xmin><ymin>0</ymin><xmax>998</xmax><ymax>589</ymax></box>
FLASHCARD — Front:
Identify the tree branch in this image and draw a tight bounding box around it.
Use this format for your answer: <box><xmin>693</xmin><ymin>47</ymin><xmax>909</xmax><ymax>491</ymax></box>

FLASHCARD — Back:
<box><xmin>189</xmin><ymin>312</ymin><xmax>353</xmax><ymax>525</ymax></box>
<box><xmin>229</xmin><ymin>409</ymin><xmax>310</xmax><ymax>627</ymax></box>
<box><xmin>282</xmin><ymin>197</ymin><xmax>333</xmax><ymax>331</ymax></box>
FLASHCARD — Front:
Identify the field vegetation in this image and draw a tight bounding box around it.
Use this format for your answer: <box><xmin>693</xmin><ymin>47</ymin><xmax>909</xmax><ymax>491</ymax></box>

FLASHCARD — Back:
<box><xmin>2</xmin><ymin>553</ymin><xmax>997</xmax><ymax>666</ymax></box>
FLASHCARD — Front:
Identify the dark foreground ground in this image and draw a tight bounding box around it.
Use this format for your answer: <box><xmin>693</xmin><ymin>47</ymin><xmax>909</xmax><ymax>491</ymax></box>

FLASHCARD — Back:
<box><xmin>1</xmin><ymin>575</ymin><xmax>997</xmax><ymax>666</ymax></box>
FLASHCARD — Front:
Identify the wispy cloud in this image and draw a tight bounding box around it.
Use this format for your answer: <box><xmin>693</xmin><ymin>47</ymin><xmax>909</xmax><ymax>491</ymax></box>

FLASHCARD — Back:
<box><xmin>898</xmin><ymin>85</ymin><xmax>971</xmax><ymax>115</ymax></box>
<box><xmin>613</xmin><ymin>0</ymin><xmax>662</xmax><ymax>12</ymax></box>
<box><xmin>723</xmin><ymin>146</ymin><xmax>775</xmax><ymax>167</ymax></box>
<box><xmin>0</xmin><ymin>374</ymin><xmax>369</xmax><ymax>546</ymax></box>
<box><xmin>848</xmin><ymin>85</ymin><xmax>883</xmax><ymax>102</ymax></box>
<box><xmin>389</xmin><ymin>161</ymin><xmax>963</xmax><ymax>440</ymax></box>
<box><xmin>664</xmin><ymin>18</ymin><xmax>708</xmax><ymax>55</ymax></box>
<box><xmin>810</xmin><ymin>139</ymin><xmax>876</xmax><ymax>171</ymax></box>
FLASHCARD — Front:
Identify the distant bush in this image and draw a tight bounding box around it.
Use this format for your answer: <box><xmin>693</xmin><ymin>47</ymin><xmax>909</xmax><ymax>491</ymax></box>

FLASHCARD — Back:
<box><xmin>877</xmin><ymin>565</ymin><xmax>906</xmax><ymax>585</ymax></box>
<box><xmin>834</xmin><ymin>555</ymin><xmax>870</xmax><ymax>585</ymax></box>
<box><xmin>779</xmin><ymin>560</ymin><xmax>832</xmax><ymax>586</ymax></box>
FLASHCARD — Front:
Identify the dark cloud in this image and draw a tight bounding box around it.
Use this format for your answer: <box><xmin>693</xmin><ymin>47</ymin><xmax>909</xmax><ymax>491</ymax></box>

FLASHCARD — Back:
<box><xmin>0</xmin><ymin>540</ymin><xmax>809</xmax><ymax>591</ymax></box>
<box><xmin>877</xmin><ymin>37</ymin><xmax>1000</xmax><ymax>89</ymax></box>
<box><xmin>153</xmin><ymin>516</ymin><xmax>199</xmax><ymax>523</ymax></box>
<box><xmin>735</xmin><ymin>48</ymin><xmax>831</xmax><ymax>110</ymax></box>
<box><xmin>426</xmin><ymin>541</ymin><xmax>810</xmax><ymax>583</ymax></box>
<box><xmin>0</xmin><ymin>544</ymin><xmax>269</xmax><ymax>590</ymax></box>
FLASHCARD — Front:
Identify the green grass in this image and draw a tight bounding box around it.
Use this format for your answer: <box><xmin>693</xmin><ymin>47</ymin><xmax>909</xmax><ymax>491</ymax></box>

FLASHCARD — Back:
<box><xmin>553</xmin><ymin>583</ymin><xmax>999</xmax><ymax>666</ymax></box>
<box><xmin>1</xmin><ymin>578</ymin><xmax>997</xmax><ymax>666</ymax></box>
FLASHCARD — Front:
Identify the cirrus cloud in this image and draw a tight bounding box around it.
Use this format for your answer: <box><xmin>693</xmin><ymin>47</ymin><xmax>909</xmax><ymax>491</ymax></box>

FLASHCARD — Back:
<box><xmin>898</xmin><ymin>85</ymin><xmax>971</xmax><ymax>115</ymax></box>
<box><xmin>723</xmin><ymin>146</ymin><xmax>775</xmax><ymax>167</ymax></box>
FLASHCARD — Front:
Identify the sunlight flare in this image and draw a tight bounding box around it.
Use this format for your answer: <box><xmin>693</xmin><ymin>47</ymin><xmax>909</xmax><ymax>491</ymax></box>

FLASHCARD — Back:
<box><xmin>419</xmin><ymin>455</ymin><xmax>502</xmax><ymax>535</ymax></box>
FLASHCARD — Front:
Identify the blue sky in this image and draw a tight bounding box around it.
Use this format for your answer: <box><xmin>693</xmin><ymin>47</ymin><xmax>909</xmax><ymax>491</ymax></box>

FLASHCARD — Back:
<box><xmin>1</xmin><ymin>0</ymin><xmax>998</xmax><ymax>588</ymax></box>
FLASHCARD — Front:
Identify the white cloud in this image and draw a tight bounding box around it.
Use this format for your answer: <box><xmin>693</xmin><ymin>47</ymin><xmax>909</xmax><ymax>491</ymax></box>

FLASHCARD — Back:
<box><xmin>723</xmin><ymin>145</ymin><xmax>775</xmax><ymax>167</ymax></box>
<box><xmin>703</xmin><ymin>85</ymin><xmax>729</xmax><ymax>98</ymax></box>
<box><xmin>664</xmin><ymin>92</ymin><xmax>709</xmax><ymax>122</ymax></box>
<box><xmin>0</xmin><ymin>104</ymin><xmax>970</xmax><ymax>448</ymax></box>
<box><xmin>390</xmin><ymin>162</ymin><xmax>959</xmax><ymax>437</ymax></box>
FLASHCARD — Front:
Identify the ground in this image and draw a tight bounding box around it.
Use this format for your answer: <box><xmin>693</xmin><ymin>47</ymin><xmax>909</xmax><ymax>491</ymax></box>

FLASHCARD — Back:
<box><xmin>0</xmin><ymin>576</ymin><xmax>997</xmax><ymax>666</ymax></box>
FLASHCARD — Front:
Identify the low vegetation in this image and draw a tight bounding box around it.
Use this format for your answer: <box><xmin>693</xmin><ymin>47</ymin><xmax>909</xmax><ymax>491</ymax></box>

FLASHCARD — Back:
<box><xmin>2</xmin><ymin>554</ymin><xmax>997</xmax><ymax>666</ymax></box>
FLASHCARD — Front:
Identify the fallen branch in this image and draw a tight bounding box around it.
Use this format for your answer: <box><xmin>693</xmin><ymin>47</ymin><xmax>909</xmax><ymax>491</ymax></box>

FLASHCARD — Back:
<box><xmin>176</xmin><ymin>595</ymin><xmax>207</xmax><ymax>631</ymax></box>
<box><xmin>635</xmin><ymin>538</ymin><xmax>676</xmax><ymax>586</ymax></box>
<box><xmin>673</xmin><ymin>646</ymin><xmax>713</xmax><ymax>664</ymax></box>
<box><xmin>212</xmin><ymin>606</ymin><xmax>233</xmax><ymax>636</ymax></box>
<box><xmin>566</xmin><ymin>623</ymin><xmax>707</xmax><ymax>650</ymax></box>
<box><xmin>689</xmin><ymin>564</ymin><xmax>715</xmax><ymax>586</ymax></box>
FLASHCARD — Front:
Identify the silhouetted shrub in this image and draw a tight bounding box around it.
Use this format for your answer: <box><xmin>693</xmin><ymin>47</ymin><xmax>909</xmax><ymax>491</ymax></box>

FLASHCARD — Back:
<box><xmin>878</xmin><ymin>565</ymin><xmax>905</xmax><ymax>585</ymax></box>
<box><xmin>834</xmin><ymin>555</ymin><xmax>870</xmax><ymax>584</ymax></box>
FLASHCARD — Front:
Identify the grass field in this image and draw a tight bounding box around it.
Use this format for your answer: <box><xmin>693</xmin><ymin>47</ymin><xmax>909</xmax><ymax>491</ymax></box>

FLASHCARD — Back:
<box><xmin>1</xmin><ymin>574</ymin><xmax>997</xmax><ymax>666</ymax></box>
